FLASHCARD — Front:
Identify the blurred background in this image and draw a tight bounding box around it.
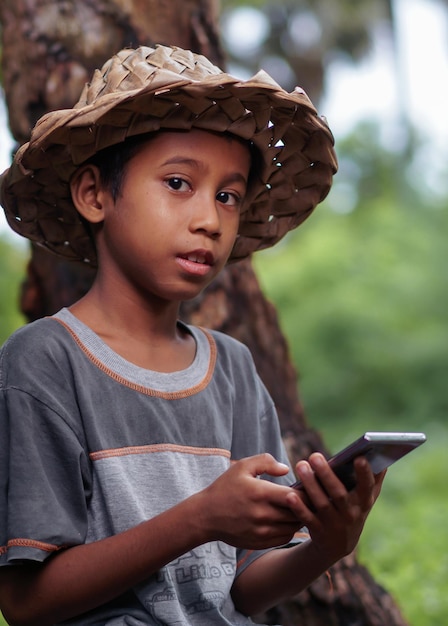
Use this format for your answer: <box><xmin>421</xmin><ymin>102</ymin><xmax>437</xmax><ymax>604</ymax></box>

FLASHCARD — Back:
<box><xmin>1</xmin><ymin>0</ymin><xmax>447</xmax><ymax>624</ymax></box>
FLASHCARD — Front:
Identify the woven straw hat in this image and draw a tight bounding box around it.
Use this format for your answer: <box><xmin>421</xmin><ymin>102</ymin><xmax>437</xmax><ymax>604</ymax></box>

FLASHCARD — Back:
<box><xmin>0</xmin><ymin>44</ymin><xmax>337</xmax><ymax>265</ymax></box>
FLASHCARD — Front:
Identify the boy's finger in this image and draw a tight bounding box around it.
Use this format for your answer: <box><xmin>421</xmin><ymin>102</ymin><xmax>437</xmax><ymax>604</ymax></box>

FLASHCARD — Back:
<box><xmin>307</xmin><ymin>453</ymin><xmax>347</xmax><ymax>496</ymax></box>
<box><xmin>294</xmin><ymin>457</ymin><xmax>338</xmax><ymax>507</ymax></box>
<box><xmin>242</xmin><ymin>453</ymin><xmax>291</xmax><ymax>478</ymax></box>
<box><xmin>349</xmin><ymin>459</ymin><xmax>386</xmax><ymax>513</ymax></box>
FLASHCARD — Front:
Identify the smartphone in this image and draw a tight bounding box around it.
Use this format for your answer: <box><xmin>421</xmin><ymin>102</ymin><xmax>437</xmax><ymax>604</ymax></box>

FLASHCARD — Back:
<box><xmin>291</xmin><ymin>431</ymin><xmax>427</xmax><ymax>492</ymax></box>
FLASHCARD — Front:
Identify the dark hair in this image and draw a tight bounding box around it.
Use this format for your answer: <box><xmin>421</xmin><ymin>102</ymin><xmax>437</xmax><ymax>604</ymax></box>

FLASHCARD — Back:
<box><xmin>87</xmin><ymin>130</ymin><xmax>262</xmax><ymax>202</ymax></box>
<box><xmin>87</xmin><ymin>133</ymin><xmax>153</xmax><ymax>201</ymax></box>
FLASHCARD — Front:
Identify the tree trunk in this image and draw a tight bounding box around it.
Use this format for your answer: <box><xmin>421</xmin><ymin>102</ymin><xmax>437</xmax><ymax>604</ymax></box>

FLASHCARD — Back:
<box><xmin>0</xmin><ymin>1</ymin><xmax>408</xmax><ymax>624</ymax></box>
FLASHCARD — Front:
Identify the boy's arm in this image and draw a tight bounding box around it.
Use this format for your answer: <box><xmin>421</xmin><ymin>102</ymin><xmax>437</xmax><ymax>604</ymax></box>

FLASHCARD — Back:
<box><xmin>231</xmin><ymin>455</ymin><xmax>386</xmax><ymax>616</ymax></box>
<box><xmin>0</xmin><ymin>494</ymin><xmax>204</xmax><ymax>626</ymax></box>
<box><xmin>0</xmin><ymin>454</ymin><xmax>299</xmax><ymax>626</ymax></box>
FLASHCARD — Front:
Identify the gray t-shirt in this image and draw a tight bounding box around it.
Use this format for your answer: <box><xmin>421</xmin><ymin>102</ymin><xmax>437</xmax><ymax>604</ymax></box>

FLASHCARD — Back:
<box><xmin>0</xmin><ymin>309</ymin><xmax>302</xmax><ymax>625</ymax></box>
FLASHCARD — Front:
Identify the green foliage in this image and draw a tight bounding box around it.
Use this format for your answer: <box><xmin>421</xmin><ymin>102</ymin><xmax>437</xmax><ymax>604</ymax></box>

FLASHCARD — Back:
<box><xmin>254</xmin><ymin>121</ymin><xmax>448</xmax><ymax>625</ymax></box>
<box><xmin>359</xmin><ymin>423</ymin><xmax>448</xmax><ymax>625</ymax></box>
<box><xmin>256</xmin><ymin>122</ymin><xmax>447</xmax><ymax>441</ymax></box>
<box><xmin>0</xmin><ymin>235</ymin><xmax>27</xmax><ymax>343</ymax></box>
<box><xmin>256</xmin><ymin>197</ymin><xmax>447</xmax><ymax>441</ymax></box>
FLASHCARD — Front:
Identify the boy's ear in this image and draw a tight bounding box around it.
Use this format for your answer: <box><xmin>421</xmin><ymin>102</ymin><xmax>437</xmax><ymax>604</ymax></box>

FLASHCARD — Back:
<box><xmin>70</xmin><ymin>164</ymin><xmax>106</xmax><ymax>224</ymax></box>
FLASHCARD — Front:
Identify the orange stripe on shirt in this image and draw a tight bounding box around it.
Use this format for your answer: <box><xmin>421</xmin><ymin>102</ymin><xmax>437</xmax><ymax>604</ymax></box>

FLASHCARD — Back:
<box><xmin>6</xmin><ymin>538</ymin><xmax>61</xmax><ymax>553</ymax></box>
<box><xmin>90</xmin><ymin>443</ymin><xmax>232</xmax><ymax>461</ymax></box>
<box><xmin>237</xmin><ymin>550</ymin><xmax>255</xmax><ymax>570</ymax></box>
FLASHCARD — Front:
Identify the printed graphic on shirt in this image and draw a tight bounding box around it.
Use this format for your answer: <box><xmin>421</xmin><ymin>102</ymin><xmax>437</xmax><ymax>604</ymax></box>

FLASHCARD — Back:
<box><xmin>144</xmin><ymin>543</ymin><xmax>237</xmax><ymax>623</ymax></box>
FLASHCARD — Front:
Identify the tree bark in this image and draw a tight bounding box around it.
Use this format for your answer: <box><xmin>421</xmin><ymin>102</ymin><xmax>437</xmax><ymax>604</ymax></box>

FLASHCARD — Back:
<box><xmin>0</xmin><ymin>1</ymin><xmax>408</xmax><ymax>624</ymax></box>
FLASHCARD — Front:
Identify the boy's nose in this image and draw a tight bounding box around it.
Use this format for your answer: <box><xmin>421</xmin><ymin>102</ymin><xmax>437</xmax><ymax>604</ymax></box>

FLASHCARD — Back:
<box><xmin>190</xmin><ymin>198</ymin><xmax>221</xmax><ymax>238</ymax></box>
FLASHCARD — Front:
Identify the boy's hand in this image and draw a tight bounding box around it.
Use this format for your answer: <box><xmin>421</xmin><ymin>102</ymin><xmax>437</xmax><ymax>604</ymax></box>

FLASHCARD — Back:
<box><xmin>198</xmin><ymin>454</ymin><xmax>302</xmax><ymax>550</ymax></box>
<box><xmin>286</xmin><ymin>453</ymin><xmax>385</xmax><ymax>563</ymax></box>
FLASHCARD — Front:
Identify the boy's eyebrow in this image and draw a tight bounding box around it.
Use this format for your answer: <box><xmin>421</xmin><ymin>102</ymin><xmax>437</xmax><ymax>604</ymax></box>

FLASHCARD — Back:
<box><xmin>161</xmin><ymin>156</ymin><xmax>248</xmax><ymax>185</ymax></box>
<box><xmin>161</xmin><ymin>156</ymin><xmax>201</xmax><ymax>169</ymax></box>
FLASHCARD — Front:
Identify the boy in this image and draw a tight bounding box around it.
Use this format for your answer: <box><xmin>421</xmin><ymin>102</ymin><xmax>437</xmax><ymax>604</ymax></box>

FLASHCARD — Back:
<box><xmin>0</xmin><ymin>45</ymin><xmax>384</xmax><ymax>625</ymax></box>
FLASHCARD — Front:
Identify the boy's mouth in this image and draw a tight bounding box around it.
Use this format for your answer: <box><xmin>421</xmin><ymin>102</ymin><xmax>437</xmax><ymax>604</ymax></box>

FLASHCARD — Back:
<box><xmin>180</xmin><ymin>250</ymin><xmax>214</xmax><ymax>266</ymax></box>
<box><xmin>176</xmin><ymin>249</ymin><xmax>216</xmax><ymax>277</ymax></box>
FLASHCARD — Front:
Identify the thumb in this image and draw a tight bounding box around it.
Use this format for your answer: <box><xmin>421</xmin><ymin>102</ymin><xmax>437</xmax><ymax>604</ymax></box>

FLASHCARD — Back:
<box><xmin>244</xmin><ymin>453</ymin><xmax>290</xmax><ymax>478</ymax></box>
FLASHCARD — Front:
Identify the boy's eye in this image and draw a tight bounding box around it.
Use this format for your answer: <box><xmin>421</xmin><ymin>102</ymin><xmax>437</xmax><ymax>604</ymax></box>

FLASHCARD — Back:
<box><xmin>216</xmin><ymin>191</ymin><xmax>240</xmax><ymax>207</ymax></box>
<box><xmin>167</xmin><ymin>177</ymin><xmax>190</xmax><ymax>192</ymax></box>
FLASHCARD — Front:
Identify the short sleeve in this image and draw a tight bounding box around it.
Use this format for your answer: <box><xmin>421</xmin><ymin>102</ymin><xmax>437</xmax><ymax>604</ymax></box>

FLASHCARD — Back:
<box><xmin>0</xmin><ymin>325</ymin><xmax>92</xmax><ymax>566</ymax></box>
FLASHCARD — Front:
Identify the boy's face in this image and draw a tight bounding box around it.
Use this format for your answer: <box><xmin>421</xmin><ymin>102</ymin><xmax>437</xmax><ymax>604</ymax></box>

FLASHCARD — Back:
<box><xmin>93</xmin><ymin>128</ymin><xmax>251</xmax><ymax>303</ymax></box>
